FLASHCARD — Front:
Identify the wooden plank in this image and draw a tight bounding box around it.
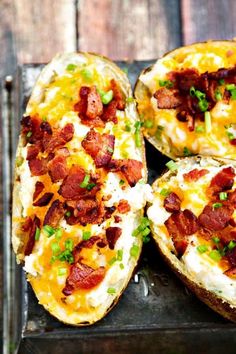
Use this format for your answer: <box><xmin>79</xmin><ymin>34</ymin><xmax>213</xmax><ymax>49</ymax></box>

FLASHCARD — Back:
<box><xmin>182</xmin><ymin>0</ymin><xmax>236</xmax><ymax>45</ymax></box>
<box><xmin>78</xmin><ymin>0</ymin><xmax>182</xmax><ymax>60</ymax></box>
<box><xmin>14</xmin><ymin>0</ymin><xmax>77</xmax><ymax>64</ymax></box>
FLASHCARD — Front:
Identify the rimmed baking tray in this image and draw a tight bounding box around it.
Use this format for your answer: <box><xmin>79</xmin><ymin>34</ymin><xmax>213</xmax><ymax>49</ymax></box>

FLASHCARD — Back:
<box><xmin>2</xmin><ymin>61</ymin><xmax>236</xmax><ymax>354</ymax></box>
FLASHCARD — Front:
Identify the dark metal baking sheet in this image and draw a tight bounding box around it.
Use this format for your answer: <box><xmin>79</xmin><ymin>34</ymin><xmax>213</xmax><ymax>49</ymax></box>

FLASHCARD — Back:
<box><xmin>3</xmin><ymin>61</ymin><xmax>236</xmax><ymax>354</ymax></box>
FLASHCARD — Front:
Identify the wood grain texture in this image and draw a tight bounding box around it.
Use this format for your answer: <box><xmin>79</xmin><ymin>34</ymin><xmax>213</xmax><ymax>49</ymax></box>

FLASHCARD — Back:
<box><xmin>182</xmin><ymin>0</ymin><xmax>236</xmax><ymax>45</ymax></box>
<box><xmin>14</xmin><ymin>0</ymin><xmax>77</xmax><ymax>64</ymax></box>
<box><xmin>78</xmin><ymin>0</ymin><xmax>182</xmax><ymax>60</ymax></box>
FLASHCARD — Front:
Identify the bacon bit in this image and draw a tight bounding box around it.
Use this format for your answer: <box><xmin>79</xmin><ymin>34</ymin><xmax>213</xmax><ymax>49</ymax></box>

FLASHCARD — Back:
<box><xmin>224</xmin><ymin>267</ymin><xmax>236</xmax><ymax>279</ymax></box>
<box><xmin>43</xmin><ymin>199</ymin><xmax>64</xmax><ymax>227</ymax></box>
<box><xmin>154</xmin><ymin>87</ymin><xmax>182</xmax><ymax>109</ymax></box>
<box><xmin>230</xmin><ymin>139</ymin><xmax>236</xmax><ymax>146</ymax></box>
<box><xmin>28</xmin><ymin>157</ymin><xmax>48</xmax><ymax>176</ymax></box>
<box><xmin>21</xmin><ymin>216</ymin><xmax>33</xmax><ymax>232</ymax></box>
<box><xmin>62</xmin><ymin>262</ymin><xmax>106</xmax><ymax>295</ymax></box>
<box><xmin>208</xmin><ymin>167</ymin><xmax>235</xmax><ymax>197</ymax></box>
<box><xmin>26</xmin><ymin>145</ymin><xmax>40</xmax><ymax>160</ymax></box>
<box><xmin>43</xmin><ymin>123</ymin><xmax>74</xmax><ymax>153</ymax></box>
<box><xmin>107</xmin><ymin>159</ymin><xmax>143</xmax><ymax>187</ymax></box>
<box><xmin>117</xmin><ymin>199</ymin><xmax>131</xmax><ymax>214</ymax></box>
<box><xmin>101</xmin><ymin>101</ymin><xmax>118</xmax><ymax>123</ymax></box>
<box><xmin>40</xmin><ymin>121</ymin><xmax>52</xmax><ymax>135</ymax></box>
<box><xmin>48</xmin><ymin>154</ymin><xmax>68</xmax><ymax>182</ymax></box>
<box><xmin>198</xmin><ymin>204</ymin><xmax>233</xmax><ymax>231</ymax></box>
<box><xmin>217</xmin><ymin>226</ymin><xmax>236</xmax><ymax>245</ymax></box>
<box><xmin>73</xmin><ymin>236</ymin><xmax>101</xmax><ymax>262</ymax></box>
<box><xmin>106</xmin><ymin>227</ymin><xmax>122</xmax><ymax>249</ymax></box>
<box><xmin>183</xmin><ymin>168</ymin><xmax>209</xmax><ymax>182</ymax></box>
<box><xmin>110</xmin><ymin>79</ymin><xmax>125</xmax><ymax>110</ymax></box>
<box><xmin>225</xmin><ymin>247</ymin><xmax>236</xmax><ymax>267</ymax></box>
<box><xmin>169</xmin><ymin>68</ymin><xmax>200</xmax><ymax>92</ymax></box>
<box><xmin>24</xmin><ymin>216</ymin><xmax>40</xmax><ymax>256</ymax></box>
<box><xmin>165</xmin><ymin>209</ymin><xmax>199</xmax><ymax>256</ymax></box>
<box><xmin>21</xmin><ymin>116</ymin><xmax>44</xmax><ymax>144</ymax></box>
<box><xmin>81</xmin><ymin>129</ymin><xmax>115</xmax><ymax>168</ymax></box>
<box><xmin>114</xmin><ymin>215</ymin><xmax>122</xmax><ymax>223</ymax></box>
<box><xmin>33</xmin><ymin>181</ymin><xmax>44</xmax><ymax>201</ymax></box>
<box><xmin>33</xmin><ymin>192</ymin><xmax>53</xmax><ymax>207</ymax></box>
<box><xmin>65</xmin><ymin>198</ymin><xmax>104</xmax><ymax>226</ymax></box>
<box><xmin>86</xmin><ymin>86</ymin><xmax>103</xmax><ymax>119</ymax></box>
<box><xmin>164</xmin><ymin>192</ymin><xmax>181</xmax><ymax>213</ymax></box>
<box><xmin>104</xmin><ymin>206</ymin><xmax>116</xmax><ymax>219</ymax></box>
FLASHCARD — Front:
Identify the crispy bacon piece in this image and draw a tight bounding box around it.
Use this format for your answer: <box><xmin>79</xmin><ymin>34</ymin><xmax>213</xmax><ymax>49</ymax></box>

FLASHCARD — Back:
<box><xmin>86</xmin><ymin>86</ymin><xmax>103</xmax><ymax>119</ymax></box>
<box><xmin>65</xmin><ymin>198</ymin><xmax>104</xmax><ymax>226</ymax></box>
<box><xmin>198</xmin><ymin>204</ymin><xmax>233</xmax><ymax>232</ymax></box>
<box><xmin>224</xmin><ymin>267</ymin><xmax>236</xmax><ymax>279</ymax></box>
<box><xmin>43</xmin><ymin>199</ymin><xmax>64</xmax><ymax>227</ymax></box>
<box><xmin>62</xmin><ymin>262</ymin><xmax>106</xmax><ymax>296</ymax></box>
<box><xmin>81</xmin><ymin>129</ymin><xmax>115</xmax><ymax>168</ymax></box>
<box><xmin>110</xmin><ymin>79</ymin><xmax>125</xmax><ymax>110</ymax></box>
<box><xmin>21</xmin><ymin>116</ymin><xmax>43</xmax><ymax>144</ymax></box>
<box><xmin>165</xmin><ymin>209</ymin><xmax>199</xmax><ymax>256</ymax></box>
<box><xmin>117</xmin><ymin>199</ymin><xmax>131</xmax><ymax>214</ymax></box>
<box><xmin>164</xmin><ymin>192</ymin><xmax>181</xmax><ymax>213</ymax></box>
<box><xmin>73</xmin><ymin>236</ymin><xmax>101</xmax><ymax>262</ymax></box>
<box><xmin>43</xmin><ymin>123</ymin><xmax>74</xmax><ymax>153</ymax></box>
<box><xmin>101</xmin><ymin>101</ymin><xmax>118</xmax><ymax>123</ymax></box>
<box><xmin>24</xmin><ymin>216</ymin><xmax>40</xmax><ymax>256</ymax></box>
<box><xmin>183</xmin><ymin>168</ymin><xmax>209</xmax><ymax>182</ymax></box>
<box><xmin>48</xmin><ymin>148</ymin><xmax>69</xmax><ymax>182</ymax></box>
<box><xmin>21</xmin><ymin>216</ymin><xmax>33</xmax><ymax>232</ymax></box>
<box><xmin>114</xmin><ymin>215</ymin><xmax>122</xmax><ymax>223</ymax></box>
<box><xmin>27</xmin><ymin>145</ymin><xmax>40</xmax><ymax>160</ymax></box>
<box><xmin>40</xmin><ymin>121</ymin><xmax>52</xmax><ymax>135</ymax></box>
<box><xmin>217</xmin><ymin>226</ymin><xmax>236</xmax><ymax>245</ymax></box>
<box><xmin>33</xmin><ymin>181</ymin><xmax>44</xmax><ymax>201</ymax></box>
<box><xmin>208</xmin><ymin>167</ymin><xmax>235</xmax><ymax>197</ymax></box>
<box><xmin>225</xmin><ymin>247</ymin><xmax>236</xmax><ymax>267</ymax></box>
<box><xmin>107</xmin><ymin>159</ymin><xmax>143</xmax><ymax>187</ymax></box>
<box><xmin>168</xmin><ymin>68</ymin><xmax>200</xmax><ymax>92</ymax></box>
<box><xmin>106</xmin><ymin>227</ymin><xmax>122</xmax><ymax>250</ymax></box>
<box><xmin>104</xmin><ymin>206</ymin><xmax>116</xmax><ymax>219</ymax></box>
<box><xmin>33</xmin><ymin>192</ymin><xmax>53</xmax><ymax>207</ymax></box>
<box><xmin>28</xmin><ymin>157</ymin><xmax>48</xmax><ymax>176</ymax></box>
<box><xmin>154</xmin><ymin>88</ymin><xmax>182</xmax><ymax>109</ymax></box>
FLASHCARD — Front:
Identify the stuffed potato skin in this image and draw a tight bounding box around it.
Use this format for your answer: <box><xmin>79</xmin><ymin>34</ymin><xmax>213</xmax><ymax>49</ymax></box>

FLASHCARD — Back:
<box><xmin>12</xmin><ymin>52</ymin><xmax>151</xmax><ymax>325</ymax></box>
<box><xmin>135</xmin><ymin>40</ymin><xmax>236</xmax><ymax>160</ymax></box>
<box><xmin>148</xmin><ymin>156</ymin><xmax>236</xmax><ymax>322</ymax></box>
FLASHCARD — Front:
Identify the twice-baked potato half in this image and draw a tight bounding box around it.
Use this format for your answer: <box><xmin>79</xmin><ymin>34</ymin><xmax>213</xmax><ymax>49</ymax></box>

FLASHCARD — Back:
<box><xmin>135</xmin><ymin>41</ymin><xmax>236</xmax><ymax>159</ymax></box>
<box><xmin>147</xmin><ymin>156</ymin><xmax>236</xmax><ymax>322</ymax></box>
<box><xmin>12</xmin><ymin>53</ymin><xmax>152</xmax><ymax>325</ymax></box>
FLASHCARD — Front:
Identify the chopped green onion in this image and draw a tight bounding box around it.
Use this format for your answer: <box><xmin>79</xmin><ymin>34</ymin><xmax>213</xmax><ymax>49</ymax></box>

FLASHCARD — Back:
<box><xmin>126</xmin><ymin>97</ymin><xmax>135</xmax><ymax>103</ymax></box>
<box><xmin>101</xmin><ymin>90</ymin><xmax>113</xmax><ymax>104</ymax></box>
<box><xmin>58</xmin><ymin>267</ymin><xmax>67</xmax><ymax>276</ymax></box>
<box><xmin>26</xmin><ymin>131</ymin><xmax>32</xmax><ymax>138</ymax></box>
<box><xmin>230</xmin><ymin>89</ymin><xmax>236</xmax><ymax>100</ymax></box>
<box><xmin>226</xmin><ymin>84</ymin><xmax>236</xmax><ymax>91</ymax></box>
<box><xmin>130</xmin><ymin>245</ymin><xmax>140</xmax><ymax>258</ymax></box>
<box><xmin>87</xmin><ymin>183</ymin><xmax>96</xmax><ymax>191</ymax></box>
<box><xmin>134</xmin><ymin>121</ymin><xmax>142</xmax><ymax>148</ymax></box>
<box><xmin>159</xmin><ymin>80</ymin><xmax>173</xmax><ymax>89</ymax></box>
<box><xmin>80</xmin><ymin>174</ymin><xmax>90</xmax><ymax>188</ymax></box>
<box><xmin>16</xmin><ymin>156</ymin><xmax>24</xmax><ymax>167</ymax></box>
<box><xmin>198</xmin><ymin>99</ymin><xmax>209</xmax><ymax>112</ymax></box>
<box><xmin>226</xmin><ymin>131</ymin><xmax>234</xmax><ymax>140</ymax></box>
<box><xmin>212</xmin><ymin>202</ymin><xmax>222</xmax><ymax>209</ymax></box>
<box><xmin>215</xmin><ymin>90</ymin><xmax>222</xmax><ymax>101</ymax></box>
<box><xmin>107</xmin><ymin>287</ymin><xmax>116</xmax><ymax>294</ymax></box>
<box><xmin>190</xmin><ymin>86</ymin><xmax>196</xmax><ymax>97</ymax></box>
<box><xmin>218</xmin><ymin>79</ymin><xmax>225</xmax><ymax>85</ymax></box>
<box><xmin>43</xmin><ymin>225</ymin><xmax>56</xmax><ymax>237</ymax></box>
<box><xmin>66</xmin><ymin>63</ymin><xmax>77</xmax><ymax>71</ymax></box>
<box><xmin>219</xmin><ymin>192</ymin><xmax>228</xmax><ymax>201</ymax></box>
<box><xmin>117</xmin><ymin>249</ymin><xmax>123</xmax><ymax>261</ymax></box>
<box><xmin>42</xmin><ymin>116</ymin><xmax>47</xmax><ymax>122</ymax></box>
<box><xmin>144</xmin><ymin>120</ymin><xmax>154</xmax><ymax>128</ymax></box>
<box><xmin>166</xmin><ymin>160</ymin><xmax>178</xmax><ymax>171</ymax></box>
<box><xmin>132</xmin><ymin>217</ymin><xmax>150</xmax><ymax>237</ymax></box>
<box><xmin>108</xmin><ymin>257</ymin><xmax>117</xmax><ymax>266</ymax></box>
<box><xmin>195</xmin><ymin>90</ymin><xmax>206</xmax><ymax>101</ymax></box>
<box><xmin>51</xmin><ymin>242</ymin><xmax>61</xmax><ymax>255</ymax></box>
<box><xmin>183</xmin><ymin>147</ymin><xmax>193</xmax><ymax>157</ymax></box>
<box><xmin>228</xmin><ymin>240</ymin><xmax>236</xmax><ymax>250</ymax></box>
<box><xmin>197</xmin><ymin>245</ymin><xmax>208</xmax><ymax>254</ymax></box>
<box><xmin>160</xmin><ymin>188</ymin><xmax>170</xmax><ymax>197</ymax></box>
<box><xmin>65</xmin><ymin>239</ymin><xmax>73</xmax><ymax>252</ymax></box>
<box><xmin>82</xmin><ymin>231</ymin><xmax>91</xmax><ymax>240</ymax></box>
<box><xmin>57</xmin><ymin>249</ymin><xmax>74</xmax><ymax>264</ymax></box>
<box><xmin>55</xmin><ymin>228</ymin><xmax>62</xmax><ymax>240</ymax></box>
<box><xmin>65</xmin><ymin>211</ymin><xmax>71</xmax><ymax>217</ymax></box>
<box><xmin>212</xmin><ymin>237</ymin><xmax>220</xmax><ymax>244</ymax></box>
<box><xmin>209</xmin><ymin>250</ymin><xmax>222</xmax><ymax>261</ymax></box>
<box><xmin>81</xmin><ymin>68</ymin><xmax>92</xmax><ymax>79</ymax></box>
<box><xmin>156</xmin><ymin>125</ymin><xmax>164</xmax><ymax>140</ymax></box>
<box><xmin>119</xmin><ymin>179</ymin><xmax>125</xmax><ymax>186</ymax></box>
<box><xmin>204</xmin><ymin>111</ymin><xmax>211</xmax><ymax>133</ymax></box>
<box><xmin>35</xmin><ymin>227</ymin><xmax>40</xmax><ymax>241</ymax></box>
<box><xmin>119</xmin><ymin>263</ymin><xmax>125</xmax><ymax>270</ymax></box>
<box><xmin>195</xmin><ymin>125</ymin><xmax>205</xmax><ymax>133</ymax></box>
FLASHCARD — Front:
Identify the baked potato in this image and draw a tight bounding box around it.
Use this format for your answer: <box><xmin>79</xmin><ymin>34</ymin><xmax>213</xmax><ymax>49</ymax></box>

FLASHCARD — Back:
<box><xmin>12</xmin><ymin>53</ymin><xmax>152</xmax><ymax>325</ymax></box>
<box><xmin>134</xmin><ymin>41</ymin><xmax>236</xmax><ymax>159</ymax></box>
<box><xmin>147</xmin><ymin>156</ymin><xmax>236</xmax><ymax>322</ymax></box>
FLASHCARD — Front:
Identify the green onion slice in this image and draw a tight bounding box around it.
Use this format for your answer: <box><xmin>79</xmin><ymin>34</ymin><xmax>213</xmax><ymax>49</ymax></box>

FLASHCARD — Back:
<box><xmin>166</xmin><ymin>160</ymin><xmax>178</xmax><ymax>171</ymax></box>
<box><xmin>80</xmin><ymin>174</ymin><xmax>90</xmax><ymax>188</ymax></box>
